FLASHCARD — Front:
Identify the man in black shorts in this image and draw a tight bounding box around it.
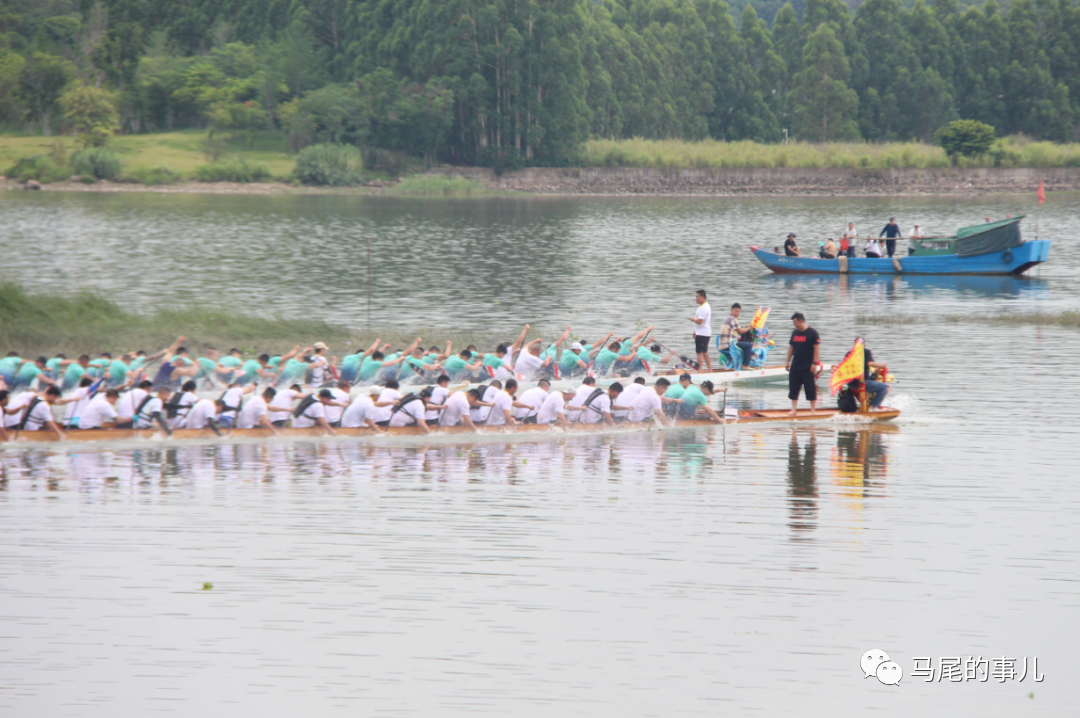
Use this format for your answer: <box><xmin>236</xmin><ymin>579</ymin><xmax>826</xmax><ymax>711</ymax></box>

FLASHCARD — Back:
<box><xmin>785</xmin><ymin>312</ymin><xmax>821</xmax><ymax>415</ymax></box>
<box><xmin>690</xmin><ymin>289</ymin><xmax>713</xmax><ymax>373</ymax></box>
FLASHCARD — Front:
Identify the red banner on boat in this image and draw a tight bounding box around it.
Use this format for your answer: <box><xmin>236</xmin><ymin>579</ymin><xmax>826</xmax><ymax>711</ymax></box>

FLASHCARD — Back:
<box><xmin>830</xmin><ymin>339</ymin><xmax>865</xmax><ymax>395</ymax></box>
<box><xmin>1038</xmin><ymin>179</ymin><xmax>1046</xmax><ymax>205</ymax></box>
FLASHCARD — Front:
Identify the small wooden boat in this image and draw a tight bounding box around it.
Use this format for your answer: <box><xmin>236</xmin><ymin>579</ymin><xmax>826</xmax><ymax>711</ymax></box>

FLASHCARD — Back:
<box><xmin>752</xmin><ymin>216</ymin><xmax>1050</xmax><ymax>276</ymax></box>
<box><xmin>2</xmin><ymin>407</ymin><xmax>900</xmax><ymax>446</ymax></box>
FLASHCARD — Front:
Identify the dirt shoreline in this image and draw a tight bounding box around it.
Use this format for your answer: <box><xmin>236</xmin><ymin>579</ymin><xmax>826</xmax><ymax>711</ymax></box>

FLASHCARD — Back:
<box><xmin>4</xmin><ymin>166</ymin><xmax>1078</xmax><ymax>197</ymax></box>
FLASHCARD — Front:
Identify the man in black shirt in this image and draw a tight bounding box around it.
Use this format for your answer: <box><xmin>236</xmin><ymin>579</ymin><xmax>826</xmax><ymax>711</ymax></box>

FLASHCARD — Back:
<box><xmin>785</xmin><ymin>312</ymin><xmax>821</xmax><ymax>415</ymax></box>
<box><xmin>784</xmin><ymin>233</ymin><xmax>800</xmax><ymax>256</ymax></box>
<box><xmin>879</xmin><ymin>217</ymin><xmax>902</xmax><ymax>258</ymax></box>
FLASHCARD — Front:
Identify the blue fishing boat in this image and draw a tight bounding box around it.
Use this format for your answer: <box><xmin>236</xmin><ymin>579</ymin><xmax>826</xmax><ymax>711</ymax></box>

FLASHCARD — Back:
<box><xmin>752</xmin><ymin>216</ymin><xmax>1050</xmax><ymax>276</ymax></box>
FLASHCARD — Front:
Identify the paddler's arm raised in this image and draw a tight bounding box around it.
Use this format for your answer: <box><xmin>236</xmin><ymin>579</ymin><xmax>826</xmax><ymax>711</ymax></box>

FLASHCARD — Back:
<box><xmin>360</xmin><ymin>338</ymin><xmax>382</xmax><ymax>359</ymax></box>
<box><xmin>588</xmin><ymin>332</ymin><xmax>615</xmax><ymax>358</ymax></box>
<box><xmin>435</xmin><ymin>341</ymin><xmax>453</xmax><ymax>361</ymax></box>
<box><xmin>510</xmin><ymin>324</ymin><xmax>531</xmax><ymax>354</ymax></box>
<box><xmin>553</xmin><ymin>326</ymin><xmax>572</xmax><ymax>350</ymax></box>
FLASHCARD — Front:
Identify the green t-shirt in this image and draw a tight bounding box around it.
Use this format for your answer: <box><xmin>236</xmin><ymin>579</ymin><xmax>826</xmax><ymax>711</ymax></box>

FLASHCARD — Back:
<box><xmin>665</xmin><ymin>384</ymin><xmax>686</xmax><ymax>401</ymax></box>
<box><xmin>46</xmin><ymin>357</ymin><xmax>63</xmax><ymax>373</ymax></box>
<box><xmin>220</xmin><ymin>356</ymin><xmax>242</xmax><ymax>369</ymax></box>
<box><xmin>240</xmin><ymin>360</ymin><xmax>262</xmax><ymax>383</ymax></box>
<box><xmin>64</xmin><ymin>363</ymin><xmax>86</xmax><ymax>387</ymax></box>
<box><xmin>680</xmin><ymin>386</ymin><xmax>708</xmax><ymax>412</ymax></box>
<box><xmin>128</xmin><ymin>356</ymin><xmax>147</xmax><ymax>373</ymax></box>
<box><xmin>196</xmin><ymin>357</ymin><xmax>218</xmax><ymax>378</ymax></box>
<box><xmin>268</xmin><ymin>356</ymin><xmax>282</xmax><ymax>369</ymax></box>
<box><xmin>483</xmin><ymin>353</ymin><xmax>506</xmax><ymax>369</ymax></box>
<box><xmin>593</xmin><ymin>348</ymin><xmax>619</xmax><ymax>372</ymax></box>
<box><xmin>280</xmin><ymin>358</ymin><xmax>308</xmax><ymax>383</ymax></box>
<box><xmin>0</xmin><ymin>356</ymin><xmax>21</xmax><ymax>374</ymax></box>
<box><xmin>342</xmin><ymin>354</ymin><xmax>362</xmax><ymax>376</ymax></box>
<box><xmin>541</xmin><ymin>344</ymin><xmax>558</xmax><ymax>360</ymax></box>
<box><xmin>108</xmin><ymin>359</ymin><xmax>129</xmax><ymax>383</ymax></box>
<box><xmin>559</xmin><ymin>350</ymin><xmax>583</xmax><ymax>373</ymax></box>
<box><xmin>636</xmin><ymin>346</ymin><xmax>661</xmax><ymax>363</ymax></box>
<box><xmin>443</xmin><ymin>356</ymin><xmax>467</xmax><ymax>375</ymax></box>
<box><xmin>399</xmin><ymin>356</ymin><xmax>426</xmax><ymax>379</ymax></box>
<box><xmin>359</xmin><ymin>356</ymin><xmax>384</xmax><ymax>380</ymax></box>
<box><xmin>90</xmin><ymin>358</ymin><xmax>111</xmax><ymax>369</ymax></box>
<box><xmin>618</xmin><ymin>342</ymin><xmax>632</xmax><ymax>357</ymax></box>
<box><xmin>16</xmin><ymin>362</ymin><xmax>41</xmax><ymax>383</ymax></box>
<box><xmin>383</xmin><ymin>353</ymin><xmax>400</xmax><ymax>364</ymax></box>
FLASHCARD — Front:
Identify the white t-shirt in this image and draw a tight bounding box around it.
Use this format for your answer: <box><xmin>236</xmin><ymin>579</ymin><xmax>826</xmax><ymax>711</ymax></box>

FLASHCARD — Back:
<box><xmin>866</xmin><ymin>239</ymin><xmax>882</xmax><ymax>256</ymax></box>
<box><xmin>694</xmin><ymin>301</ymin><xmax>712</xmax><ymax>336</ymax></box>
<box><xmin>615</xmin><ymin>383</ymin><xmax>644</xmax><ymax>418</ymax></box>
<box><xmin>514</xmin><ymin>351</ymin><xmax>543</xmax><ymax>380</ymax></box>
<box><xmin>470</xmin><ymin>386</ymin><xmax>497</xmax><ymax>422</ymax></box>
<box><xmin>134</xmin><ymin>397</ymin><xmax>164</xmax><ymax>429</ymax></box>
<box><xmin>291</xmin><ymin>399</ymin><xmax>326</xmax><ymax>428</ymax></box>
<box><xmin>516</xmin><ymin>387</ymin><xmax>548</xmax><ymax>419</ymax></box>
<box><xmin>309</xmin><ymin>357</ymin><xmax>329</xmax><ymax>387</ymax></box>
<box><xmin>388</xmin><ymin>398</ymin><xmax>426</xmax><ymax>427</ymax></box>
<box><xmin>485</xmin><ymin>390</ymin><xmax>514</xmax><ymax>426</ymax></box>
<box><xmin>9</xmin><ymin>395</ymin><xmax>53</xmax><ymax>430</ymax></box>
<box><xmin>267</xmin><ymin>389</ymin><xmax>298</xmax><ymax>423</ymax></box>
<box><xmin>166</xmin><ymin>392</ymin><xmax>198</xmax><ymax>429</ymax></box>
<box><xmin>425</xmin><ymin>386</ymin><xmax>449</xmax><ymax>421</ymax></box>
<box><xmin>372</xmin><ymin>388</ymin><xmax>401</xmax><ymax>423</ymax></box>
<box><xmin>842</xmin><ymin>225</ymin><xmax>857</xmax><ymax>240</ymax></box>
<box><xmin>63</xmin><ymin>387</ymin><xmax>92</xmax><ymax>426</ymax></box>
<box><xmin>325</xmin><ymin>387</ymin><xmax>349</xmax><ymax>424</ymax></box>
<box><xmin>566</xmin><ymin>385</ymin><xmax>597</xmax><ymax>422</ymax></box>
<box><xmin>910</xmin><ymin>227</ymin><xmax>923</xmax><ymax>238</ymax></box>
<box><xmin>116</xmin><ymin>388</ymin><xmax>147</xmax><ymax>418</ymax></box>
<box><xmin>440</xmin><ymin>391</ymin><xmax>470</xmax><ymax>426</ymax></box>
<box><xmin>79</xmin><ymin>396</ymin><xmax>119</xmax><ymax>429</ymax></box>
<box><xmin>5</xmin><ymin>391</ymin><xmax>36</xmax><ymax>428</ymax></box>
<box><xmin>578</xmin><ymin>392</ymin><xmax>611</xmax><ymax>424</ymax></box>
<box><xmin>341</xmin><ymin>395</ymin><xmax>376</xmax><ymax>428</ymax></box>
<box><xmin>183</xmin><ymin>399</ymin><xmax>218</xmax><ymax>429</ymax></box>
<box><xmin>219</xmin><ymin>387</ymin><xmax>245</xmax><ymax>419</ymax></box>
<box><xmin>536</xmin><ymin>392</ymin><xmax>565</xmax><ymax>425</ymax></box>
<box><xmin>628</xmin><ymin>387</ymin><xmax>663</xmax><ymax>422</ymax></box>
<box><xmin>237</xmin><ymin>396</ymin><xmax>268</xmax><ymax>429</ymax></box>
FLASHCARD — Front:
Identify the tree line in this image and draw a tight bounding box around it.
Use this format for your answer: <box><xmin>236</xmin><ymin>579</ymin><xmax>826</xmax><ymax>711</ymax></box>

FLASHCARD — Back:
<box><xmin>1</xmin><ymin>0</ymin><xmax>1077</xmax><ymax>167</ymax></box>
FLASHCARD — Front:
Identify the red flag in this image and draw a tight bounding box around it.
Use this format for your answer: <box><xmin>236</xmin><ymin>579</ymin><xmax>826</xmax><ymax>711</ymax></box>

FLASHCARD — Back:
<box><xmin>1037</xmin><ymin>179</ymin><xmax>1046</xmax><ymax>205</ymax></box>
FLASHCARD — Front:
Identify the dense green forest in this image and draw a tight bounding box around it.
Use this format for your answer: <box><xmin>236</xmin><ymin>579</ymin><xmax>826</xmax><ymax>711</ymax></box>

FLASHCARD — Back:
<box><xmin>1</xmin><ymin>0</ymin><xmax>1077</xmax><ymax>167</ymax></box>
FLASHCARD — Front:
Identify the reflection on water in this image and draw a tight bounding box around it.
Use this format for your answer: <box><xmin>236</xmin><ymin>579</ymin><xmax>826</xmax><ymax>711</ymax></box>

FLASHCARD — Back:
<box><xmin>787</xmin><ymin>428</ymin><xmax>819</xmax><ymax>538</ymax></box>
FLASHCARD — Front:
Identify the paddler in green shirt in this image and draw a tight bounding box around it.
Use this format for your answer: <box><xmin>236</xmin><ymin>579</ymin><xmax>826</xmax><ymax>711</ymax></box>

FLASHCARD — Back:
<box><xmin>443</xmin><ymin>349</ymin><xmax>484</xmax><ymax>381</ymax></box>
<box><xmin>14</xmin><ymin>356</ymin><xmax>50</xmax><ymax>389</ymax></box>
<box><xmin>483</xmin><ymin>345</ymin><xmax>509</xmax><ymax>371</ymax></box>
<box><xmin>106</xmin><ymin>355</ymin><xmax>131</xmax><ymax>387</ymax></box>
<box><xmin>342</xmin><ymin>338</ymin><xmax>383</xmax><ymax>382</ymax></box>
<box><xmin>88</xmin><ymin>352</ymin><xmax>112</xmax><ymax>378</ymax></box>
<box><xmin>633</xmin><ymin>342</ymin><xmax>677</xmax><ymax>373</ymax></box>
<box><xmin>63</xmin><ymin>355</ymin><xmax>91</xmax><ymax>390</ymax></box>
<box><xmin>675</xmin><ymin>379</ymin><xmax>723</xmax><ymax>422</ymax></box>
<box><xmin>661</xmin><ymin>372</ymin><xmax>692</xmax><ymax>416</ymax></box>
<box><xmin>219</xmin><ymin>349</ymin><xmax>244</xmax><ymax>382</ymax></box>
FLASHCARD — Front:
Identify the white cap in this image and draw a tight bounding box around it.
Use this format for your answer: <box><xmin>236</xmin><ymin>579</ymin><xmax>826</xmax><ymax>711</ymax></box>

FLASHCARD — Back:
<box><xmin>369</xmin><ymin>386</ymin><xmax>382</xmax><ymax>395</ymax></box>
<box><xmin>571</xmin><ymin>342</ymin><xmax>583</xmax><ymax>351</ymax></box>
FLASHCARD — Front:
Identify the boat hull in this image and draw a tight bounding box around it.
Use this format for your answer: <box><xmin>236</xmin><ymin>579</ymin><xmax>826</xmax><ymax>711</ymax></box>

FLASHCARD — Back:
<box><xmin>3</xmin><ymin>407</ymin><xmax>899</xmax><ymax>446</ymax></box>
<box><xmin>752</xmin><ymin>240</ymin><xmax>1051</xmax><ymax>276</ymax></box>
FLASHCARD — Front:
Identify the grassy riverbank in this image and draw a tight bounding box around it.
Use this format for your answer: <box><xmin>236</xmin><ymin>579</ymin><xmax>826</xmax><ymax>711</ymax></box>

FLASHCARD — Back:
<box><xmin>580</xmin><ymin>136</ymin><xmax>1080</xmax><ymax>170</ymax></box>
<box><xmin>0</xmin><ymin>284</ymin><xmax>539</xmax><ymax>357</ymax></box>
<box><xmin>859</xmin><ymin>311</ymin><xmax>1080</xmax><ymax>329</ymax></box>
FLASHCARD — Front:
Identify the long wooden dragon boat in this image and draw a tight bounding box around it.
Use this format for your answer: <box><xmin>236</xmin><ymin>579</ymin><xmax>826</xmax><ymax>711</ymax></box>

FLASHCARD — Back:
<box><xmin>3</xmin><ymin>406</ymin><xmax>900</xmax><ymax>446</ymax></box>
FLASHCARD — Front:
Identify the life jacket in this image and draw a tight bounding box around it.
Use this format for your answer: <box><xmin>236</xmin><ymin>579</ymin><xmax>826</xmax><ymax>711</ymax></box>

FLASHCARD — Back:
<box><xmin>837</xmin><ymin>384</ymin><xmax>860</xmax><ymax>413</ymax></box>
<box><xmin>133</xmin><ymin>393</ymin><xmax>155</xmax><ymax>421</ymax></box>
<box><xmin>17</xmin><ymin>397</ymin><xmax>43</xmax><ymax>431</ymax></box>
<box><xmin>579</xmin><ymin>388</ymin><xmax>606</xmax><ymax>417</ymax></box>
<box><xmin>390</xmin><ymin>393</ymin><xmax>424</xmax><ymax>424</ymax></box>
<box><xmin>164</xmin><ymin>392</ymin><xmax>190</xmax><ymax>419</ymax></box>
<box><xmin>292</xmin><ymin>394</ymin><xmax>319</xmax><ymax>419</ymax></box>
<box><xmin>217</xmin><ymin>390</ymin><xmax>241</xmax><ymax>416</ymax></box>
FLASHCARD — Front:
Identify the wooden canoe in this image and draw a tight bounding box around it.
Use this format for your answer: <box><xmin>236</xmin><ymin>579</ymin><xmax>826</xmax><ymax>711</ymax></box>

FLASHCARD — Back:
<box><xmin>2</xmin><ymin>407</ymin><xmax>899</xmax><ymax>446</ymax></box>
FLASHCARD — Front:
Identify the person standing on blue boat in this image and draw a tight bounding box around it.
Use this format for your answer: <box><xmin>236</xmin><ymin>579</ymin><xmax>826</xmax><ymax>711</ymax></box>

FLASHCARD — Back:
<box><xmin>879</xmin><ymin>217</ymin><xmax>902</xmax><ymax>258</ymax></box>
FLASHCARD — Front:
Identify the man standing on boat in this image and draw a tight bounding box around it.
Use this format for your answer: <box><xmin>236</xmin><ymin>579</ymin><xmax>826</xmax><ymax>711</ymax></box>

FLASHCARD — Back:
<box><xmin>841</xmin><ymin>222</ymin><xmax>857</xmax><ymax>258</ymax></box>
<box><xmin>879</xmin><ymin>217</ymin><xmax>902</xmax><ymax>258</ymax></box>
<box><xmin>691</xmin><ymin>290</ymin><xmax>713</xmax><ymax>373</ymax></box>
<box><xmin>785</xmin><ymin>312</ymin><xmax>821</xmax><ymax>416</ymax></box>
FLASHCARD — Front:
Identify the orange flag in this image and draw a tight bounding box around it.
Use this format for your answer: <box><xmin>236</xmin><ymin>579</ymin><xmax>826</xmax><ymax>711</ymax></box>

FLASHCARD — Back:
<box><xmin>1038</xmin><ymin>179</ymin><xmax>1046</xmax><ymax>205</ymax></box>
<box><xmin>830</xmin><ymin>339</ymin><xmax>865</xmax><ymax>395</ymax></box>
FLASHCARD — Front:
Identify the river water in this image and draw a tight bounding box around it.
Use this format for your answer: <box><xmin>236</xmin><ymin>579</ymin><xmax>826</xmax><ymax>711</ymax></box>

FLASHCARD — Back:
<box><xmin>1</xmin><ymin>191</ymin><xmax>1078</xmax><ymax>716</ymax></box>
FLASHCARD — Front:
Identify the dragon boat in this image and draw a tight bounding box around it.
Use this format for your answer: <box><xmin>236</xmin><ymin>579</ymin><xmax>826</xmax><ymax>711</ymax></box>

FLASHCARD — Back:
<box><xmin>752</xmin><ymin>216</ymin><xmax>1050</xmax><ymax>276</ymax></box>
<box><xmin>2</xmin><ymin>406</ymin><xmax>901</xmax><ymax>446</ymax></box>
